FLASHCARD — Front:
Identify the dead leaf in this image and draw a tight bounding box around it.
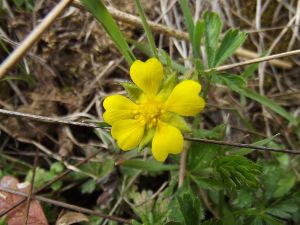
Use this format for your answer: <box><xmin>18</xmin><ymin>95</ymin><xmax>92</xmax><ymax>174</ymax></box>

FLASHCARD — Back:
<box><xmin>56</xmin><ymin>211</ymin><xmax>89</xmax><ymax>225</ymax></box>
<box><xmin>0</xmin><ymin>176</ymin><xmax>49</xmax><ymax>225</ymax></box>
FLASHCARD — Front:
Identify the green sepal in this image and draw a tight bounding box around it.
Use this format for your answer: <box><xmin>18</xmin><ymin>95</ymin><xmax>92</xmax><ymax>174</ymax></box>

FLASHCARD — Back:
<box><xmin>162</xmin><ymin>113</ymin><xmax>191</xmax><ymax>132</ymax></box>
<box><xmin>157</xmin><ymin>72</ymin><xmax>177</xmax><ymax>101</ymax></box>
<box><xmin>120</xmin><ymin>82</ymin><xmax>143</xmax><ymax>101</ymax></box>
<box><xmin>138</xmin><ymin>128</ymin><xmax>155</xmax><ymax>152</ymax></box>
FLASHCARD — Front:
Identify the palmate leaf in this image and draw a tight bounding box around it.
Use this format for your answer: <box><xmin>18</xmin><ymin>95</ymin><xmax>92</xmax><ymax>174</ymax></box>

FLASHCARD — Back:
<box><xmin>80</xmin><ymin>0</ymin><xmax>135</xmax><ymax>64</ymax></box>
<box><xmin>214</xmin><ymin>155</ymin><xmax>262</xmax><ymax>188</ymax></box>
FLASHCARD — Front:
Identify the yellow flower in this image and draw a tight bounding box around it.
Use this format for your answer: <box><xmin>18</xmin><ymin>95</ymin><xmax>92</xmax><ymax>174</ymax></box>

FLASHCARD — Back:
<box><xmin>103</xmin><ymin>58</ymin><xmax>205</xmax><ymax>161</ymax></box>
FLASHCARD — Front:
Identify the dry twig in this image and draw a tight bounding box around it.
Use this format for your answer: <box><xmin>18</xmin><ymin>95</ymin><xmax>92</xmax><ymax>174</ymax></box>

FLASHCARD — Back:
<box><xmin>0</xmin><ymin>0</ymin><xmax>73</xmax><ymax>78</ymax></box>
<box><xmin>1</xmin><ymin>108</ymin><xmax>299</xmax><ymax>154</ymax></box>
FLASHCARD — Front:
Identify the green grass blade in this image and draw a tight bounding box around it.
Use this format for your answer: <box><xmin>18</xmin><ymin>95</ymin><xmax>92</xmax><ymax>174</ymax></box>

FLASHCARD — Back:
<box><xmin>238</xmin><ymin>88</ymin><xmax>298</xmax><ymax>125</ymax></box>
<box><xmin>80</xmin><ymin>0</ymin><xmax>135</xmax><ymax>64</ymax></box>
<box><xmin>134</xmin><ymin>0</ymin><xmax>158</xmax><ymax>58</ymax></box>
<box><xmin>193</xmin><ymin>20</ymin><xmax>205</xmax><ymax>60</ymax></box>
<box><xmin>217</xmin><ymin>74</ymin><xmax>298</xmax><ymax>125</ymax></box>
<box><xmin>178</xmin><ymin>0</ymin><xmax>196</xmax><ymax>55</ymax></box>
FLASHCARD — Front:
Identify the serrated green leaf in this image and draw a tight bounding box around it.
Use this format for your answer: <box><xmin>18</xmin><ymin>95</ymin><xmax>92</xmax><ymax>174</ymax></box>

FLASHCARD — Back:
<box><xmin>215</xmin><ymin>155</ymin><xmax>262</xmax><ymax>188</ymax></box>
<box><xmin>213</xmin><ymin>73</ymin><xmax>247</xmax><ymax>88</ymax></box>
<box><xmin>214</xmin><ymin>29</ymin><xmax>247</xmax><ymax>67</ymax></box>
<box><xmin>204</xmin><ymin>12</ymin><xmax>222</xmax><ymax>68</ymax></box>
<box><xmin>177</xmin><ymin>193</ymin><xmax>203</xmax><ymax>225</ymax></box>
<box><xmin>267</xmin><ymin>199</ymin><xmax>298</xmax><ymax>219</ymax></box>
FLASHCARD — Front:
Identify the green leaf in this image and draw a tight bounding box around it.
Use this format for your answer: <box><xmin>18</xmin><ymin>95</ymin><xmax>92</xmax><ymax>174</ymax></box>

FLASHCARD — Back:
<box><xmin>214</xmin><ymin>29</ymin><xmax>247</xmax><ymax>67</ymax></box>
<box><xmin>267</xmin><ymin>199</ymin><xmax>298</xmax><ymax>219</ymax></box>
<box><xmin>190</xmin><ymin>176</ymin><xmax>223</xmax><ymax>191</ymax></box>
<box><xmin>204</xmin><ymin>12</ymin><xmax>222</xmax><ymax>68</ymax></box>
<box><xmin>179</xmin><ymin>0</ymin><xmax>194</xmax><ymax>40</ymax></box>
<box><xmin>238</xmin><ymin>88</ymin><xmax>297</xmax><ymax>125</ymax></box>
<box><xmin>80</xmin><ymin>0</ymin><xmax>135</xmax><ymax>64</ymax></box>
<box><xmin>81</xmin><ymin>179</ymin><xmax>97</xmax><ymax>194</ymax></box>
<box><xmin>50</xmin><ymin>162</ymin><xmax>64</xmax><ymax>174</ymax></box>
<box><xmin>121</xmin><ymin>82</ymin><xmax>142</xmax><ymax>100</ymax></box>
<box><xmin>193</xmin><ymin>20</ymin><xmax>205</xmax><ymax>59</ymax></box>
<box><xmin>215</xmin><ymin>155</ymin><xmax>262</xmax><ymax>188</ymax></box>
<box><xmin>213</xmin><ymin>73</ymin><xmax>247</xmax><ymax>89</ymax></box>
<box><xmin>122</xmin><ymin>159</ymin><xmax>178</xmax><ymax>172</ymax></box>
<box><xmin>193</xmin><ymin>123</ymin><xmax>226</xmax><ymax>139</ymax></box>
<box><xmin>134</xmin><ymin>0</ymin><xmax>158</xmax><ymax>57</ymax></box>
<box><xmin>179</xmin><ymin>0</ymin><xmax>199</xmax><ymax>59</ymax></box>
<box><xmin>232</xmin><ymin>188</ymin><xmax>255</xmax><ymax>208</ymax></box>
<box><xmin>177</xmin><ymin>193</ymin><xmax>203</xmax><ymax>225</ymax></box>
<box><xmin>273</xmin><ymin>172</ymin><xmax>296</xmax><ymax>198</ymax></box>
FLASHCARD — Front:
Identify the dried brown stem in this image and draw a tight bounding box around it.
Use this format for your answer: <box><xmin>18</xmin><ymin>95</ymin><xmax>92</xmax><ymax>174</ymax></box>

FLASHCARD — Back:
<box><xmin>0</xmin><ymin>109</ymin><xmax>100</xmax><ymax>128</ymax></box>
<box><xmin>1</xmin><ymin>108</ymin><xmax>299</xmax><ymax>154</ymax></box>
<box><xmin>0</xmin><ymin>0</ymin><xmax>73</xmax><ymax>79</ymax></box>
<box><xmin>184</xmin><ymin>137</ymin><xmax>300</xmax><ymax>154</ymax></box>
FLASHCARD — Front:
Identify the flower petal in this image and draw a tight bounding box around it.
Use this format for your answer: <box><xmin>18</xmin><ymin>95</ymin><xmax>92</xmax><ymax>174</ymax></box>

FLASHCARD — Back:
<box><xmin>111</xmin><ymin>119</ymin><xmax>145</xmax><ymax>151</ymax></box>
<box><xmin>164</xmin><ymin>80</ymin><xmax>205</xmax><ymax>116</ymax></box>
<box><xmin>103</xmin><ymin>95</ymin><xmax>138</xmax><ymax>125</ymax></box>
<box><xmin>152</xmin><ymin>121</ymin><xmax>184</xmax><ymax>161</ymax></box>
<box><xmin>130</xmin><ymin>58</ymin><xmax>163</xmax><ymax>96</ymax></box>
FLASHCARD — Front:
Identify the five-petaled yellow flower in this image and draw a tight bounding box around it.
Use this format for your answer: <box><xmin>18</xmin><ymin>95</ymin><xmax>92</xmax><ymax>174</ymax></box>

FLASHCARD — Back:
<box><xmin>103</xmin><ymin>58</ymin><xmax>205</xmax><ymax>161</ymax></box>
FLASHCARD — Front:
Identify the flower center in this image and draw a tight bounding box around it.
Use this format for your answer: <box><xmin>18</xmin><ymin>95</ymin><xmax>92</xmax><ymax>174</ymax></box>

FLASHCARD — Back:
<box><xmin>132</xmin><ymin>99</ymin><xmax>165</xmax><ymax>128</ymax></box>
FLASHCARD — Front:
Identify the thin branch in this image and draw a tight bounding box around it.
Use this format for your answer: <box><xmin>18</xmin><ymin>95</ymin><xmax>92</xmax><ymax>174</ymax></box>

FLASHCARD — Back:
<box><xmin>214</xmin><ymin>48</ymin><xmax>300</xmax><ymax>72</ymax></box>
<box><xmin>0</xmin><ymin>109</ymin><xmax>100</xmax><ymax>128</ymax></box>
<box><xmin>0</xmin><ymin>0</ymin><xmax>73</xmax><ymax>79</ymax></box>
<box><xmin>1</xmin><ymin>108</ymin><xmax>299</xmax><ymax>154</ymax></box>
<box><xmin>184</xmin><ymin>137</ymin><xmax>300</xmax><ymax>154</ymax></box>
<box><xmin>0</xmin><ymin>187</ymin><xmax>132</xmax><ymax>224</ymax></box>
<box><xmin>0</xmin><ymin>149</ymin><xmax>103</xmax><ymax>217</ymax></box>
